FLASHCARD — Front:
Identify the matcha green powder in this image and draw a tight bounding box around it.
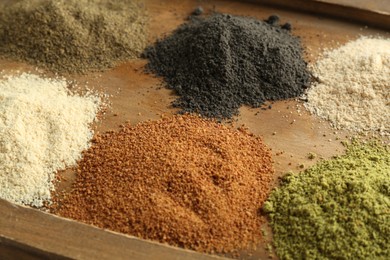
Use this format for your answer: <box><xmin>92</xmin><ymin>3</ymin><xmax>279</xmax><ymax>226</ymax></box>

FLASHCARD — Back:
<box><xmin>264</xmin><ymin>141</ymin><xmax>390</xmax><ymax>259</ymax></box>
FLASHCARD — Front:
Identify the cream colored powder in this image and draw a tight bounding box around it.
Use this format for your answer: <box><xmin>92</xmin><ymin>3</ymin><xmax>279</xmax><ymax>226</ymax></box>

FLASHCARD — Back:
<box><xmin>0</xmin><ymin>73</ymin><xmax>100</xmax><ymax>207</ymax></box>
<box><xmin>304</xmin><ymin>37</ymin><xmax>390</xmax><ymax>135</ymax></box>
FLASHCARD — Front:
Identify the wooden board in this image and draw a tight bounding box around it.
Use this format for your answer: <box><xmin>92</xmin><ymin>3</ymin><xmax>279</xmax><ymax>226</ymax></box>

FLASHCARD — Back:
<box><xmin>0</xmin><ymin>0</ymin><xmax>389</xmax><ymax>259</ymax></box>
<box><xmin>317</xmin><ymin>0</ymin><xmax>390</xmax><ymax>14</ymax></box>
<box><xmin>252</xmin><ymin>0</ymin><xmax>390</xmax><ymax>29</ymax></box>
<box><xmin>0</xmin><ymin>200</ymin><xmax>223</xmax><ymax>260</ymax></box>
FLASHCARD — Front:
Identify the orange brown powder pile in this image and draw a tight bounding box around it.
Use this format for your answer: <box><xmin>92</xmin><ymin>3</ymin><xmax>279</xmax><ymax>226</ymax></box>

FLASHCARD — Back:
<box><xmin>51</xmin><ymin>115</ymin><xmax>274</xmax><ymax>254</ymax></box>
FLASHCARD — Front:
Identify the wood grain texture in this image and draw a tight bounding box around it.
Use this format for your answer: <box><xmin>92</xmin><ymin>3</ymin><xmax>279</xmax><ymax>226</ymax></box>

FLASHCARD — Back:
<box><xmin>316</xmin><ymin>0</ymin><xmax>390</xmax><ymax>14</ymax></box>
<box><xmin>249</xmin><ymin>0</ymin><xmax>390</xmax><ymax>29</ymax></box>
<box><xmin>0</xmin><ymin>0</ymin><xmax>388</xmax><ymax>259</ymax></box>
<box><xmin>0</xmin><ymin>200</ymin><xmax>223</xmax><ymax>260</ymax></box>
<box><xmin>0</xmin><ymin>237</ymin><xmax>69</xmax><ymax>260</ymax></box>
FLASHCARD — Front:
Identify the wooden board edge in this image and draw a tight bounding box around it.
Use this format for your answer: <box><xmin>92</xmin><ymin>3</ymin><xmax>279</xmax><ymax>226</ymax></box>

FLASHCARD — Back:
<box><xmin>0</xmin><ymin>236</ymin><xmax>70</xmax><ymax>260</ymax></box>
<box><xmin>0</xmin><ymin>199</ymin><xmax>226</xmax><ymax>260</ymax></box>
<box><xmin>246</xmin><ymin>0</ymin><xmax>390</xmax><ymax>30</ymax></box>
<box><xmin>314</xmin><ymin>0</ymin><xmax>389</xmax><ymax>16</ymax></box>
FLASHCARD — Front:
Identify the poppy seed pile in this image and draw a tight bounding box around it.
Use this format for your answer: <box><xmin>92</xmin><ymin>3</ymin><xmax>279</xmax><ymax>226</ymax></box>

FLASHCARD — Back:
<box><xmin>143</xmin><ymin>13</ymin><xmax>311</xmax><ymax>119</ymax></box>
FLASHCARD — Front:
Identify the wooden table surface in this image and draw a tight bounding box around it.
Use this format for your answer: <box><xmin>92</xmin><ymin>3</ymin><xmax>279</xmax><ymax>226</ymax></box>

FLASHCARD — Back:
<box><xmin>318</xmin><ymin>0</ymin><xmax>390</xmax><ymax>14</ymax></box>
<box><xmin>0</xmin><ymin>0</ymin><xmax>389</xmax><ymax>259</ymax></box>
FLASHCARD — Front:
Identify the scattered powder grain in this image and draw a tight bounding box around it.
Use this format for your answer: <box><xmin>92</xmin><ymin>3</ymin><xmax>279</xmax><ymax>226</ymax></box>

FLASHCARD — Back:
<box><xmin>304</xmin><ymin>37</ymin><xmax>390</xmax><ymax>135</ymax></box>
<box><xmin>0</xmin><ymin>0</ymin><xmax>147</xmax><ymax>74</ymax></box>
<box><xmin>51</xmin><ymin>115</ymin><xmax>274</xmax><ymax>254</ymax></box>
<box><xmin>143</xmin><ymin>14</ymin><xmax>311</xmax><ymax>119</ymax></box>
<box><xmin>263</xmin><ymin>141</ymin><xmax>390</xmax><ymax>259</ymax></box>
<box><xmin>0</xmin><ymin>73</ymin><xmax>100</xmax><ymax>207</ymax></box>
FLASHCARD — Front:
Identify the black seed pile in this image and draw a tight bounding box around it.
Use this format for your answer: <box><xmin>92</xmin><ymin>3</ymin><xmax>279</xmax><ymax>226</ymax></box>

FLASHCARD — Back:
<box><xmin>143</xmin><ymin>14</ymin><xmax>311</xmax><ymax>119</ymax></box>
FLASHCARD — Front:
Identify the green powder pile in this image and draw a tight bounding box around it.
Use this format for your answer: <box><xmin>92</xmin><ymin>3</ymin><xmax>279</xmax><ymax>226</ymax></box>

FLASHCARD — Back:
<box><xmin>263</xmin><ymin>141</ymin><xmax>390</xmax><ymax>259</ymax></box>
<box><xmin>0</xmin><ymin>0</ymin><xmax>147</xmax><ymax>74</ymax></box>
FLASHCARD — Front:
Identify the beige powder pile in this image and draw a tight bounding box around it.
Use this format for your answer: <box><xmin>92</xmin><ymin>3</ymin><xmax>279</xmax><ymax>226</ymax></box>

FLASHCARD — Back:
<box><xmin>0</xmin><ymin>73</ymin><xmax>100</xmax><ymax>207</ymax></box>
<box><xmin>304</xmin><ymin>37</ymin><xmax>390</xmax><ymax>135</ymax></box>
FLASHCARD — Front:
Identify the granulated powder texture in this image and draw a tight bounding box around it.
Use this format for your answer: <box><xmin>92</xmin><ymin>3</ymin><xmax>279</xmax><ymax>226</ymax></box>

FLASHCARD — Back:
<box><xmin>0</xmin><ymin>73</ymin><xmax>100</xmax><ymax>207</ymax></box>
<box><xmin>263</xmin><ymin>141</ymin><xmax>390</xmax><ymax>259</ymax></box>
<box><xmin>51</xmin><ymin>115</ymin><xmax>274</xmax><ymax>254</ymax></box>
<box><xmin>143</xmin><ymin>14</ymin><xmax>311</xmax><ymax>119</ymax></box>
<box><xmin>0</xmin><ymin>0</ymin><xmax>147</xmax><ymax>74</ymax></box>
<box><xmin>304</xmin><ymin>37</ymin><xmax>390</xmax><ymax>135</ymax></box>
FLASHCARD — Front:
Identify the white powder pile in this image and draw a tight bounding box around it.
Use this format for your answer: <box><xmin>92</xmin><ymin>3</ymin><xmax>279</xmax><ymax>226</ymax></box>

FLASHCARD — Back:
<box><xmin>304</xmin><ymin>37</ymin><xmax>390</xmax><ymax>135</ymax></box>
<box><xmin>0</xmin><ymin>73</ymin><xmax>100</xmax><ymax>207</ymax></box>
